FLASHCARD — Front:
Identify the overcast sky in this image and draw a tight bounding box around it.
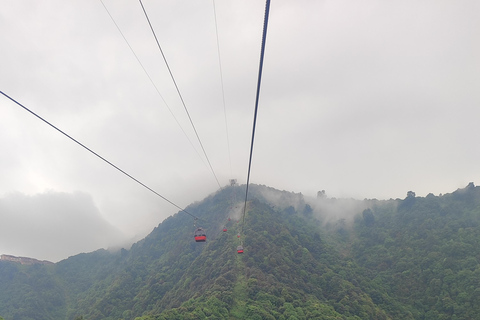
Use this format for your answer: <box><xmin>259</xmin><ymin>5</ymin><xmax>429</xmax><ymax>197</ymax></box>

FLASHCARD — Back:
<box><xmin>1</xmin><ymin>0</ymin><xmax>479</xmax><ymax>262</ymax></box>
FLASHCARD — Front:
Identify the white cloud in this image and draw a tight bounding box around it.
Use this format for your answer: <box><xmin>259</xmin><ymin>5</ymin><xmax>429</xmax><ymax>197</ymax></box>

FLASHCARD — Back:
<box><xmin>0</xmin><ymin>0</ymin><xmax>479</xmax><ymax>260</ymax></box>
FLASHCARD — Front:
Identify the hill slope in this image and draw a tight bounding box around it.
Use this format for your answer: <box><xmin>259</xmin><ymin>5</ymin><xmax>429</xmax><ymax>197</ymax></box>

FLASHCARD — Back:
<box><xmin>351</xmin><ymin>183</ymin><xmax>480</xmax><ymax>319</ymax></box>
<box><xmin>1</xmin><ymin>184</ymin><xmax>480</xmax><ymax>319</ymax></box>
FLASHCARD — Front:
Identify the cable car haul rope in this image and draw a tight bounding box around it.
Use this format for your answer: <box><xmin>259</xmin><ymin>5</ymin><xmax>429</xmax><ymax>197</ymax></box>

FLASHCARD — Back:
<box><xmin>0</xmin><ymin>91</ymin><xmax>201</xmax><ymax>222</ymax></box>
<box><xmin>239</xmin><ymin>0</ymin><xmax>271</xmax><ymax>251</ymax></box>
<box><xmin>1</xmin><ymin>0</ymin><xmax>272</xmax><ymax>250</ymax></box>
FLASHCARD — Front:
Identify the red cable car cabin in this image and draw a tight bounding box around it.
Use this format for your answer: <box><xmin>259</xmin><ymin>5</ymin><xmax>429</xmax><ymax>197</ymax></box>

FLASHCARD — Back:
<box><xmin>223</xmin><ymin>227</ymin><xmax>227</xmax><ymax>232</ymax></box>
<box><xmin>237</xmin><ymin>245</ymin><xmax>244</xmax><ymax>254</ymax></box>
<box><xmin>194</xmin><ymin>227</ymin><xmax>206</xmax><ymax>242</ymax></box>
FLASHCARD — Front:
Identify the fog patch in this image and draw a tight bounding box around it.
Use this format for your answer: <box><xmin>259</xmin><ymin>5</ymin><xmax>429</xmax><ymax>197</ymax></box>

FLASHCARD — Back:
<box><xmin>251</xmin><ymin>185</ymin><xmax>306</xmax><ymax>212</ymax></box>
<box><xmin>306</xmin><ymin>193</ymin><xmax>370</xmax><ymax>228</ymax></box>
<box><xmin>245</xmin><ymin>185</ymin><xmax>375</xmax><ymax>231</ymax></box>
<box><xmin>0</xmin><ymin>191</ymin><xmax>127</xmax><ymax>262</ymax></box>
<box><xmin>228</xmin><ymin>202</ymin><xmax>244</xmax><ymax>222</ymax></box>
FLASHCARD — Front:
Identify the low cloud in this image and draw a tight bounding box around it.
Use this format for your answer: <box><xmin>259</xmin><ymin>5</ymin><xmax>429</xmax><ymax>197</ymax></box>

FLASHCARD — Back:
<box><xmin>0</xmin><ymin>191</ymin><xmax>127</xmax><ymax>262</ymax></box>
<box><xmin>308</xmin><ymin>195</ymin><xmax>369</xmax><ymax>227</ymax></box>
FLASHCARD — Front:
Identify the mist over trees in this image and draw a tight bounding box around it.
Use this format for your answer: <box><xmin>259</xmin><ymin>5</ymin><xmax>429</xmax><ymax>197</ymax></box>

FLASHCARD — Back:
<box><xmin>1</xmin><ymin>183</ymin><xmax>480</xmax><ymax>319</ymax></box>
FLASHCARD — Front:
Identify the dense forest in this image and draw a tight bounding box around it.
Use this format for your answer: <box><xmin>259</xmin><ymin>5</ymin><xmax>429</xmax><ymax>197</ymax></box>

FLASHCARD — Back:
<box><xmin>1</xmin><ymin>183</ymin><xmax>480</xmax><ymax>319</ymax></box>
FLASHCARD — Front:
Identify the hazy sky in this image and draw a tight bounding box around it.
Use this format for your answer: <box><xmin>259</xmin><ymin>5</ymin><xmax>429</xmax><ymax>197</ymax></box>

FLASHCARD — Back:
<box><xmin>1</xmin><ymin>0</ymin><xmax>479</xmax><ymax>262</ymax></box>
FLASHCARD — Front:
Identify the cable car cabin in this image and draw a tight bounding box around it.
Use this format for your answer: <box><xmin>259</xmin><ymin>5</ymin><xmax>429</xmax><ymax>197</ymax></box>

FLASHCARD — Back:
<box><xmin>237</xmin><ymin>233</ymin><xmax>241</xmax><ymax>238</ymax></box>
<box><xmin>237</xmin><ymin>245</ymin><xmax>244</xmax><ymax>254</ymax></box>
<box><xmin>194</xmin><ymin>228</ymin><xmax>206</xmax><ymax>242</ymax></box>
<box><xmin>223</xmin><ymin>227</ymin><xmax>227</xmax><ymax>232</ymax></box>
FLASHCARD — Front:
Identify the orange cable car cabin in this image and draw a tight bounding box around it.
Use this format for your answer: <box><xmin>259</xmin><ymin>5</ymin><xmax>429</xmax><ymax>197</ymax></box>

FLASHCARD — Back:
<box><xmin>194</xmin><ymin>227</ymin><xmax>206</xmax><ymax>242</ymax></box>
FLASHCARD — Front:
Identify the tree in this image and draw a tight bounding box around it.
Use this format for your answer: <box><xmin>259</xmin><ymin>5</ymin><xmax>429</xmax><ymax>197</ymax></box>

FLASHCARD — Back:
<box><xmin>362</xmin><ymin>209</ymin><xmax>375</xmax><ymax>226</ymax></box>
<box><xmin>303</xmin><ymin>204</ymin><xmax>313</xmax><ymax>217</ymax></box>
<box><xmin>399</xmin><ymin>191</ymin><xmax>416</xmax><ymax>210</ymax></box>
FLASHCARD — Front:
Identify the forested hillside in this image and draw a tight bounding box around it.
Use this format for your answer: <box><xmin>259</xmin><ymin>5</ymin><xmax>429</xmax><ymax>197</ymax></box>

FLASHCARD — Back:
<box><xmin>352</xmin><ymin>183</ymin><xmax>480</xmax><ymax>319</ymax></box>
<box><xmin>1</xmin><ymin>183</ymin><xmax>480</xmax><ymax>319</ymax></box>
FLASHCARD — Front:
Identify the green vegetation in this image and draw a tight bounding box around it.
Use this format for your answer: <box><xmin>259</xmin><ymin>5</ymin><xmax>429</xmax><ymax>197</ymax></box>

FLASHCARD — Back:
<box><xmin>1</xmin><ymin>184</ymin><xmax>480</xmax><ymax>319</ymax></box>
<box><xmin>352</xmin><ymin>183</ymin><xmax>480</xmax><ymax>319</ymax></box>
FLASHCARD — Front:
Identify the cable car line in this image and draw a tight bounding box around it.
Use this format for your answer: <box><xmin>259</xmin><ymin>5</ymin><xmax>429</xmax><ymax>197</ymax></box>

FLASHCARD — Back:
<box><xmin>212</xmin><ymin>0</ymin><xmax>233</xmax><ymax>177</ymax></box>
<box><xmin>241</xmin><ymin>0</ymin><xmax>271</xmax><ymax>237</ymax></box>
<box><xmin>98</xmin><ymin>0</ymin><xmax>208</xmax><ymax>169</ymax></box>
<box><xmin>0</xmin><ymin>90</ymin><xmax>203</xmax><ymax>221</ymax></box>
<box><xmin>139</xmin><ymin>0</ymin><xmax>221</xmax><ymax>189</ymax></box>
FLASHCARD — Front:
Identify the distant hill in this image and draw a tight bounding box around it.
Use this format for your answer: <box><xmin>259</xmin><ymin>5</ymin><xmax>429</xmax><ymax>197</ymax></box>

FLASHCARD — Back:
<box><xmin>1</xmin><ymin>183</ymin><xmax>480</xmax><ymax>319</ymax></box>
<box><xmin>0</xmin><ymin>254</ymin><xmax>53</xmax><ymax>266</ymax></box>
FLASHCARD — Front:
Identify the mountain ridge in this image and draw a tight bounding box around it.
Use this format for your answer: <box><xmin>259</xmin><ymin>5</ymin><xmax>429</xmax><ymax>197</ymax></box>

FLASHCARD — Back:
<box><xmin>1</xmin><ymin>183</ymin><xmax>479</xmax><ymax>319</ymax></box>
